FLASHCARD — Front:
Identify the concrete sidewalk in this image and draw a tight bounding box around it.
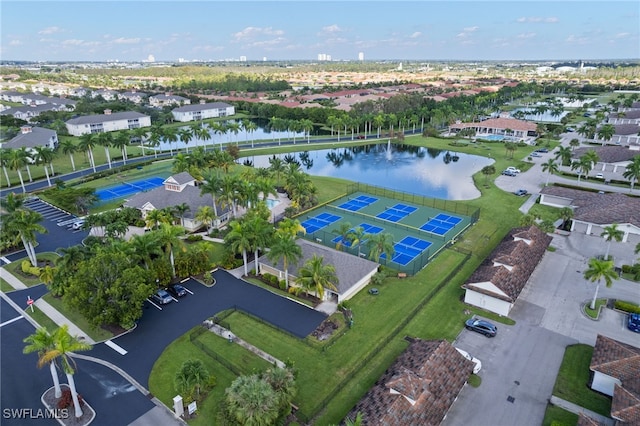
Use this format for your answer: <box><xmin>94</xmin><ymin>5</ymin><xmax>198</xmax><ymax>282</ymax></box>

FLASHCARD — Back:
<box><xmin>0</xmin><ymin>266</ymin><xmax>28</xmax><ymax>290</ymax></box>
<box><xmin>549</xmin><ymin>396</ymin><xmax>614</xmax><ymax>426</ymax></box>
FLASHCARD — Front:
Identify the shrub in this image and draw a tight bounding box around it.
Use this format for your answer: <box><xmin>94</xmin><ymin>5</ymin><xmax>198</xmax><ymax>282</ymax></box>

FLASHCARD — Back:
<box><xmin>278</xmin><ymin>280</ymin><xmax>287</xmax><ymax>290</ymax></box>
<box><xmin>614</xmin><ymin>300</ymin><xmax>640</xmax><ymax>314</ymax></box>
<box><xmin>21</xmin><ymin>260</ymin><xmax>41</xmax><ymax>277</ymax></box>
<box><xmin>186</xmin><ymin>234</ymin><xmax>203</xmax><ymax>242</ymax></box>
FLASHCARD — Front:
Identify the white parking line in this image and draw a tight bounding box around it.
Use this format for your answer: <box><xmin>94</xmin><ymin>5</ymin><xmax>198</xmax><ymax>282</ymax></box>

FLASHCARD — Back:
<box><xmin>105</xmin><ymin>339</ymin><xmax>128</xmax><ymax>355</ymax></box>
<box><xmin>184</xmin><ymin>288</ymin><xmax>194</xmax><ymax>295</ymax></box>
<box><xmin>147</xmin><ymin>298</ymin><xmax>163</xmax><ymax>310</ymax></box>
<box><xmin>0</xmin><ymin>316</ymin><xmax>24</xmax><ymax>328</ymax></box>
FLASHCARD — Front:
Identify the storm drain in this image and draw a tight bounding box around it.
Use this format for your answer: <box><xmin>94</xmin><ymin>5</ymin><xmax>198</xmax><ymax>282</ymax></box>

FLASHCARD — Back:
<box><xmin>507</xmin><ymin>396</ymin><xmax>515</xmax><ymax>403</ymax></box>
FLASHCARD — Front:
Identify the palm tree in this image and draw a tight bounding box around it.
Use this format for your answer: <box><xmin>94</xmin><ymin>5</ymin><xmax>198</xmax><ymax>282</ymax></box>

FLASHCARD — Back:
<box><xmin>175</xmin><ymin>359</ymin><xmax>209</xmax><ymax>397</ymax></box>
<box><xmin>40</xmin><ymin>325</ymin><xmax>92</xmax><ymax>418</ymax></box>
<box><xmin>623</xmin><ymin>155</ymin><xmax>640</xmax><ymax>192</ymax></box>
<box><xmin>481</xmin><ymin>165</ymin><xmax>495</xmax><ymax>184</ymax></box>
<box><xmin>582</xmin><ymin>150</ymin><xmax>600</xmax><ymax>171</ymax></box>
<box><xmin>195</xmin><ymin>205</ymin><xmax>216</xmax><ymax>233</ymax></box>
<box><xmin>225</xmin><ymin>374</ymin><xmax>279</xmax><ymax>426</ymax></box>
<box><xmin>297</xmin><ymin>254</ymin><xmax>338</xmax><ymax>300</ymax></box>
<box><xmin>32</xmin><ymin>146</ymin><xmax>56</xmax><ymax>187</ymax></box>
<box><xmin>0</xmin><ymin>148</ymin><xmax>12</xmax><ymax>187</ymax></box>
<box><xmin>276</xmin><ymin>218</ymin><xmax>305</xmax><ymax>238</ymax></box>
<box><xmin>572</xmin><ymin>156</ymin><xmax>593</xmax><ymax>182</ymax></box>
<box><xmin>145</xmin><ymin>208</ymin><xmax>170</xmax><ymax>230</ymax></box>
<box><xmin>173</xmin><ymin>203</ymin><xmax>190</xmax><ymax>227</ymax></box>
<box><xmin>569</xmin><ymin>138</ymin><xmax>580</xmax><ymax>151</ymax></box>
<box><xmin>558</xmin><ymin>207</ymin><xmax>574</xmax><ymax>230</ymax></box>
<box><xmin>77</xmin><ymin>133</ymin><xmax>97</xmax><ymax>172</ymax></box>
<box><xmin>8</xmin><ymin>209</ymin><xmax>46</xmax><ymax>267</ymax></box>
<box><xmin>112</xmin><ymin>130</ymin><xmax>130</xmax><ymax>165</ymax></box>
<box><xmin>23</xmin><ymin>327</ymin><xmax>62</xmax><ymax>399</ymax></box>
<box><xmin>178</xmin><ymin>127</ymin><xmax>193</xmax><ymax>153</ymax></box>
<box><xmin>157</xmin><ymin>223</ymin><xmax>185</xmax><ymax>277</ymax></box>
<box><xmin>6</xmin><ymin>148</ymin><xmax>28</xmax><ymax>192</ymax></box>
<box><xmin>247</xmin><ymin>216</ymin><xmax>273</xmax><ymax>274</ymax></box>
<box><xmin>554</xmin><ymin>146</ymin><xmax>572</xmax><ymax>166</ymax></box>
<box><xmin>19</xmin><ymin>147</ymin><xmax>34</xmax><ymax>182</ymax></box>
<box><xmin>262</xmin><ymin>367</ymin><xmax>296</xmax><ymax>413</ymax></box>
<box><xmin>226</xmin><ymin>220</ymin><xmax>253</xmax><ymax>276</ymax></box>
<box><xmin>219</xmin><ymin>174</ymin><xmax>240</xmax><ymax>218</ymax></box>
<box><xmin>584</xmin><ymin>257</ymin><xmax>618</xmax><ymax>310</ymax></box>
<box><xmin>332</xmin><ymin>221</ymin><xmax>353</xmax><ymax>251</ymax></box>
<box><xmin>131</xmin><ymin>126</ymin><xmax>150</xmax><ymax>156</ymax></box>
<box><xmin>268</xmin><ymin>156</ymin><xmax>285</xmax><ymax>187</ymax></box>
<box><xmin>601</xmin><ymin>224</ymin><xmax>624</xmax><ymax>260</ymax></box>
<box><xmin>163</xmin><ymin>126</ymin><xmax>179</xmax><ymax>156</ymax></box>
<box><xmin>266</xmin><ymin>234</ymin><xmax>302</xmax><ymax>288</ymax></box>
<box><xmin>366</xmin><ymin>232</ymin><xmax>395</xmax><ymax>262</ymax></box>
<box><xmin>541</xmin><ymin>158</ymin><xmax>559</xmax><ymax>186</ymax></box>
<box><xmin>129</xmin><ymin>232</ymin><xmax>163</xmax><ymax>270</ymax></box>
<box><xmin>200</xmin><ymin>171</ymin><xmax>222</xmax><ymax>217</ymax></box>
<box><xmin>96</xmin><ymin>131</ymin><xmax>114</xmax><ymax>169</ymax></box>
<box><xmin>300</xmin><ymin>118</ymin><xmax>314</xmax><ymax>144</ymax></box>
<box><xmin>349</xmin><ymin>226</ymin><xmax>367</xmax><ymax>257</ymax></box>
<box><xmin>597</xmin><ymin>124</ymin><xmax>615</xmax><ymax>146</ymax></box>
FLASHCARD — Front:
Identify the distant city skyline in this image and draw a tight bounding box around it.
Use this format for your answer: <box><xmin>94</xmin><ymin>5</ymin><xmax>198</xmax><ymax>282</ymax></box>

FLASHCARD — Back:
<box><xmin>1</xmin><ymin>1</ymin><xmax>638</xmax><ymax>62</ymax></box>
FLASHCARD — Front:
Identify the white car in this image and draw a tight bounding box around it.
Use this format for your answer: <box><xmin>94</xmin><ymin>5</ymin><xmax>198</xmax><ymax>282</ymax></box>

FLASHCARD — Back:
<box><xmin>595</xmin><ymin>173</ymin><xmax>604</xmax><ymax>179</ymax></box>
<box><xmin>455</xmin><ymin>347</ymin><xmax>482</xmax><ymax>374</ymax></box>
<box><xmin>505</xmin><ymin>166</ymin><xmax>521</xmax><ymax>174</ymax></box>
<box><xmin>71</xmin><ymin>219</ymin><xmax>85</xmax><ymax>230</ymax></box>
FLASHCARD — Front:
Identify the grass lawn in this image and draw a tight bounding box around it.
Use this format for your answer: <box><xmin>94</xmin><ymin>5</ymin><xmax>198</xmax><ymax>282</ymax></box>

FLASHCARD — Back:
<box><xmin>23</xmin><ymin>304</ymin><xmax>60</xmax><ymax>332</ymax></box>
<box><xmin>0</xmin><ymin>277</ymin><xmax>16</xmax><ymax>292</ymax></box>
<box><xmin>542</xmin><ymin>404</ymin><xmax>578</xmax><ymax>426</ymax></box>
<box><xmin>584</xmin><ymin>299</ymin><xmax>607</xmax><ymax>319</ymax></box>
<box><xmin>553</xmin><ymin>344</ymin><xmax>611</xmax><ymax>417</ymax></box>
<box><xmin>3</xmin><ymin>252</ymin><xmax>60</xmax><ymax>287</ymax></box>
<box><xmin>42</xmin><ymin>293</ymin><xmax>114</xmax><ymax>342</ymax></box>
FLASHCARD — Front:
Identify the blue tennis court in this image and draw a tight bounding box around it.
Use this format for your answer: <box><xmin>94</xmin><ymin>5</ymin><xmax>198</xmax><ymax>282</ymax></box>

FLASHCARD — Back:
<box><xmin>420</xmin><ymin>213</ymin><xmax>463</xmax><ymax>236</ymax></box>
<box><xmin>301</xmin><ymin>213</ymin><xmax>342</xmax><ymax>234</ymax></box>
<box><xmin>376</xmin><ymin>203</ymin><xmax>418</xmax><ymax>222</ymax></box>
<box><xmin>338</xmin><ymin>195</ymin><xmax>378</xmax><ymax>212</ymax></box>
<box><xmin>331</xmin><ymin>222</ymin><xmax>384</xmax><ymax>246</ymax></box>
<box><xmin>434</xmin><ymin>213</ymin><xmax>462</xmax><ymax>224</ymax></box>
<box><xmin>381</xmin><ymin>236</ymin><xmax>432</xmax><ymax>266</ymax></box>
<box><xmin>96</xmin><ymin>176</ymin><xmax>165</xmax><ymax>202</ymax></box>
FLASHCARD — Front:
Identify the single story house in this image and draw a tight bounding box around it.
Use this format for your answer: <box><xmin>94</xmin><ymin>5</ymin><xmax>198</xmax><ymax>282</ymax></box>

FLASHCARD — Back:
<box><xmin>91</xmin><ymin>89</ymin><xmax>118</xmax><ymax>101</ymax></box>
<box><xmin>0</xmin><ymin>104</ymin><xmax>66</xmax><ymax>122</ymax></box>
<box><xmin>1</xmin><ymin>126</ymin><xmax>58</xmax><ymax>152</ymax></box>
<box><xmin>448</xmin><ymin>117</ymin><xmax>538</xmax><ymax>140</ymax></box>
<box><xmin>118</xmin><ymin>91</ymin><xmax>147</xmax><ymax>104</ymax></box>
<box><xmin>171</xmin><ymin>102</ymin><xmax>235</xmax><ymax>123</ymax></box>
<box><xmin>123</xmin><ymin>172</ymin><xmax>231</xmax><ymax>232</ymax></box>
<box><xmin>345</xmin><ymin>338</ymin><xmax>475</xmax><ymax>425</ymax></box>
<box><xmin>539</xmin><ymin>187</ymin><xmax>640</xmax><ymax>242</ymax></box>
<box><xmin>589</xmin><ymin>334</ymin><xmax>640</xmax><ymax>424</ymax></box>
<box><xmin>148</xmin><ymin>94</ymin><xmax>190</xmax><ymax>108</ymax></box>
<box><xmin>571</xmin><ymin>146</ymin><xmax>639</xmax><ymax>174</ymax></box>
<box><xmin>258</xmin><ymin>238</ymin><xmax>379</xmax><ymax>303</ymax></box>
<box><xmin>462</xmin><ymin>226</ymin><xmax>552</xmax><ymax>317</ymax></box>
<box><xmin>65</xmin><ymin>110</ymin><xmax>151</xmax><ymax>136</ymax></box>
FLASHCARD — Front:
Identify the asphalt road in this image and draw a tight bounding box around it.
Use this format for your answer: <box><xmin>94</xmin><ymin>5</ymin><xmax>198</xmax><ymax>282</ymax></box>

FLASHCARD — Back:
<box><xmin>89</xmin><ymin>271</ymin><xmax>326</xmax><ymax>388</ymax></box>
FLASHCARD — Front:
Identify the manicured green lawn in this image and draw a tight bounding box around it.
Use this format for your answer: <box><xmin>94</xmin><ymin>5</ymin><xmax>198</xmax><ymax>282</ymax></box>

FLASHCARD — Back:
<box><xmin>0</xmin><ymin>277</ymin><xmax>16</xmax><ymax>292</ymax></box>
<box><xmin>3</xmin><ymin>253</ymin><xmax>60</xmax><ymax>287</ymax></box>
<box><xmin>42</xmin><ymin>293</ymin><xmax>114</xmax><ymax>342</ymax></box>
<box><xmin>542</xmin><ymin>404</ymin><xmax>578</xmax><ymax>426</ymax></box>
<box><xmin>23</xmin><ymin>305</ymin><xmax>60</xmax><ymax>332</ymax></box>
<box><xmin>584</xmin><ymin>299</ymin><xmax>607</xmax><ymax>319</ymax></box>
<box><xmin>553</xmin><ymin>344</ymin><xmax>611</xmax><ymax>417</ymax></box>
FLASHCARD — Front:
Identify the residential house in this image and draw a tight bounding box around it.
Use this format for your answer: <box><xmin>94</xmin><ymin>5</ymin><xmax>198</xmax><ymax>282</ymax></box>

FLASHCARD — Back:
<box><xmin>123</xmin><ymin>172</ymin><xmax>231</xmax><ymax>232</ymax></box>
<box><xmin>149</xmin><ymin>93</ymin><xmax>190</xmax><ymax>108</ymax></box>
<box><xmin>462</xmin><ymin>226</ymin><xmax>552</xmax><ymax>317</ymax></box>
<box><xmin>539</xmin><ymin>187</ymin><xmax>640</xmax><ymax>242</ymax></box>
<box><xmin>1</xmin><ymin>126</ymin><xmax>58</xmax><ymax>153</ymax></box>
<box><xmin>91</xmin><ymin>89</ymin><xmax>118</xmax><ymax>101</ymax></box>
<box><xmin>0</xmin><ymin>90</ymin><xmax>27</xmax><ymax>103</ymax></box>
<box><xmin>0</xmin><ymin>104</ymin><xmax>69</xmax><ymax>122</ymax></box>
<box><xmin>589</xmin><ymin>335</ymin><xmax>640</xmax><ymax>424</ymax></box>
<box><xmin>345</xmin><ymin>338</ymin><xmax>475</xmax><ymax>425</ymax></box>
<box><xmin>171</xmin><ymin>102</ymin><xmax>235</xmax><ymax>122</ymax></box>
<box><xmin>118</xmin><ymin>91</ymin><xmax>148</xmax><ymax>104</ymax></box>
<box><xmin>258</xmin><ymin>238</ymin><xmax>379</xmax><ymax>303</ymax></box>
<box><xmin>65</xmin><ymin>110</ymin><xmax>151</xmax><ymax>136</ymax></box>
<box><xmin>571</xmin><ymin>146</ymin><xmax>639</xmax><ymax>174</ymax></box>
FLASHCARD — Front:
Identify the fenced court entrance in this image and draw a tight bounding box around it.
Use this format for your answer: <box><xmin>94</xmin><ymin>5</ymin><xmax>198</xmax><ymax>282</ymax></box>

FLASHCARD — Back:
<box><xmin>295</xmin><ymin>183</ymin><xmax>479</xmax><ymax>275</ymax></box>
<box><xmin>95</xmin><ymin>176</ymin><xmax>165</xmax><ymax>202</ymax></box>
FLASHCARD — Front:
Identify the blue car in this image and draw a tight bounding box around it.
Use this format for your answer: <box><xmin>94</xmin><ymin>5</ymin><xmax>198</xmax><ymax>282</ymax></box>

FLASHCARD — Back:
<box><xmin>465</xmin><ymin>318</ymin><xmax>498</xmax><ymax>337</ymax></box>
<box><xmin>628</xmin><ymin>313</ymin><xmax>640</xmax><ymax>333</ymax></box>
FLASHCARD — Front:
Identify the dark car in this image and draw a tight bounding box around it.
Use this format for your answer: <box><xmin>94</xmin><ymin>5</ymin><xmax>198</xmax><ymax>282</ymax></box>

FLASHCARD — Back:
<box><xmin>514</xmin><ymin>189</ymin><xmax>528</xmax><ymax>196</ymax></box>
<box><xmin>534</xmin><ymin>148</ymin><xmax>549</xmax><ymax>153</ymax></box>
<box><xmin>628</xmin><ymin>313</ymin><xmax>640</xmax><ymax>333</ymax></box>
<box><xmin>465</xmin><ymin>318</ymin><xmax>498</xmax><ymax>337</ymax></box>
<box><xmin>167</xmin><ymin>283</ymin><xmax>187</xmax><ymax>298</ymax></box>
<box><xmin>151</xmin><ymin>289</ymin><xmax>173</xmax><ymax>305</ymax></box>
<box><xmin>501</xmin><ymin>170</ymin><xmax>517</xmax><ymax>177</ymax></box>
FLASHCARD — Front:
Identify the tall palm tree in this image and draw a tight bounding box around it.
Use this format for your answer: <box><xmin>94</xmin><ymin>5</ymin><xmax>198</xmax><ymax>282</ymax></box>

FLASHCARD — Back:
<box><xmin>145</xmin><ymin>208</ymin><xmax>170</xmax><ymax>230</ymax></box>
<box><xmin>367</xmin><ymin>232</ymin><xmax>395</xmax><ymax>263</ymax></box>
<box><xmin>40</xmin><ymin>325</ymin><xmax>92</xmax><ymax>418</ymax></box>
<box><xmin>226</xmin><ymin>220</ymin><xmax>253</xmax><ymax>276</ymax></box>
<box><xmin>58</xmin><ymin>139</ymin><xmax>78</xmax><ymax>171</ymax></box>
<box><xmin>112</xmin><ymin>130</ymin><xmax>130</xmax><ymax>165</ymax></box>
<box><xmin>481</xmin><ymin>165</ymin><xmax>495</xmax><ymax>185</ymax></box>
<box><xmin>541</xmin><ymin>158</ymin><xmax>559</xmax><ymax>186</ymax></box>
<box><xmin>584</xmin><ymin>257</ymin><xmax>618</xmax><ymax>310</ymax></box>
<box><xmin>623</xmin><ymin>155</ymin><xmax>640</xmax><ymax>192</ymax></box>
<box><xmin>219</xmin><ymin>174</ymin><xmax>240</xmax><ymax>218</ymax></box>
<box><xmin>129</xmin><ymin>232</ymin><xmax>163</xmax><ymax>270</ymax></box>
<box><xmin>157</xmin><ymin>223</ymin><xmax>185</xmax><ymax>277</ymax></box>
<box><xmin>195</xmin><ymin>205</ymin><xmax>216</xmax><ymax>233</ymax></box>
<box><xmin>8</xmin><ymin>209</ymin><xmax>46</xmax><ymax>267</ymax></box>
<box><xmin>32</xmin><ymin>146</ymin><xmax>56</xmax><ymax>187</ymax></box>
<box><xmin>569</xmin><ymin>138</ymin><xmax>580</xmax><ymax>151</ymax></box>
<box><xmin>247</xmin><ymin>216</ymin><xmax>273</xmax><ymax>274</ymax></box>
<box><xmin>0</xmin><ymin>148</ymin><xmax>12</xmax><ymax>187</ymax></box>
<box><xmin>96</xmin><ymin>131</ymin><xmax>114</xmax><ymax>169</ymax></box>
<box><xmin>601</xmin><ymin>224</ymin><xmax>624</xmax><ymax>260</ymax></box>
<box><xmin>597</xmin><ymin>123</ymin><xmax>615</xmax><ymax>146</ymax></box>
<box><xmin>297</xmin><ymin>254</ymin><xmax>338</xmax><ymax>300</ymax></box>
<box><xmin>276</xmin><ymin>218</ymin><xmax>305</xmax><ymax>238</ymax></box>
<box><xmin>6</xmin><ymin>148</ymin><xmax>28</xmax><ymax>192</ymax></box>
<box><xmin>78</xmin><ymin>133</ymin><xmax>97</xmax><ymax>173</ymax></box>
<box><xmin>173</xmin><ymin>203</ymin><xmax>190</xmax><ymax>227</ymax></box>
<box><xmin>554</xmin><ymin>146</ymin><xmax>572</xmax><ymax>166</ymax></box>
<box><xmin>349</xmin><ymin>226</ymin><xmax>367</xmax><ymax>257</ymax></box>
<box><xmin>572</xmin><ymin>156</ymin><xmax>593</xmax><ymax>182</ymax></box>
<box><xmin>178</xmin><ymin>127</ymin><xmax>193</xmax><ymax>153</ymax></box>
<box><xmin>332</xmin><ymin>221</ymin><xmax>353</xmax><ymax>251</ymax></box>
<box><xmin>19</xmin><ymin>147</ymin><xmax>34</xmax><ymax>182</ymax></box>
<box><xmin>558</xmin><ymin>207</ymin><xmax>574</xmax><ymax>230</ymax></box>
<box><xmin>131</xmin><ymin>126</ymin><xmax>149</xmax><ymax>156</ymax></box>
<box><xmin>266</xmin><ymin>234</ymin><xmax>302</xmax><ymax>288</ymax></box>
<box><xmin>23</xmin><ymin>327</ymin><xmax>62</xmax><ymax>398</ymax></box>
<box><xmin>268</xmin><ymin>156</ymin><xmax>285</xmax><ymax>187</ymax></box>
<box><xmin>200</xmin><ymin>171</ymin><xmax>222</xmax><ymax>217</ymax></box>
<box><xmin>163</xmin><ymin>126</ymin><xmax>179</xmax><ymax>156</ymax></box>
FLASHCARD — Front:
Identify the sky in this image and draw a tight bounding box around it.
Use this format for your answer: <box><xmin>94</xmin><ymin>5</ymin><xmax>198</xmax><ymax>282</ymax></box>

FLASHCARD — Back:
<box><xmin>1</xmin><ymin>1</ymin><xmax>638</xmax><ymax>62</ymax></box>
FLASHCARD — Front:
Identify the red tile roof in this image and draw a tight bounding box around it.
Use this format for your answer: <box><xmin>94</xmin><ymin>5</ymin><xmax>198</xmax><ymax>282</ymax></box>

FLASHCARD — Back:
<box><xmin>345</xmin><ymin>338</ymin><xmax>474</xmax><ymax>425</ymax></box>
<box><xmin>450</xmin><ymin>117</ymin><xmax>537</xmax><ymax>132</ymax></box>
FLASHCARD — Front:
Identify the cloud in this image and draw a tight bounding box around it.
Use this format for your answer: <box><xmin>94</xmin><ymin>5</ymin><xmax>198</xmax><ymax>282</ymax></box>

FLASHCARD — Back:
<box><xmin>61</xmin><ymin>39</ymin><xmax>101</xmax><ymax>47</ymax></box>
<box><xmin>38</xmin><ymin>26</ymin><xmax>64</xmax><ymax>35</ymax></box>
<box><xmin>463</xmin><ymin>26</ymin><xmax>479</xmax><ymax>32</ymax></box>
<box><xmin>517</xmin><ymin>32</ymin><xmax>536</xmax><ymax>39</ymax></box>
<box><xmin>614</xmin><ymin>32</ymin><xmax>630</xmax><ymax>38</ymax></box>
<box><xmin>457</xmin><ymin>26</ymin><xmax>479</xmax><ymax>39</ymax></box>
<box><xmin>516</xmin><ymin>16</ymin><xmax>558</xmax><ymax>23</ymax></box>
<box><xmin>232</xmin><ymin>26</ymin><xmax>284</xmax><ymax>42</ymax></box>
<box><xmin>565</xmin><ymin>34</ymin><xmax>589</xmax><ymax>44</ymax></box>
<box><xmin>9</xmin><ymin>40</ymin><xmax>22</xmax><ymax>46</ymax></box>
<box><xmin>317</xmin><ymin>24</ymin><xmax>344</xmax><ymax>36</ymax></box>
<box><xmin>113</xmin><ymin>37</ymin><xmax>141</xmax><ymax>44</ymax></box>
<box><xmin>409</xmin><ymin>32</ymin><xmax>422</xmax><ymax>39</ymax></box>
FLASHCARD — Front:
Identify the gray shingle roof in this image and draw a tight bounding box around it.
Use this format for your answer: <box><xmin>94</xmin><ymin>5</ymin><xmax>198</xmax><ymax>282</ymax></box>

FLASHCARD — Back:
<box><xmin>167</xmin><ymin>172</ymin><xmax>196</xmax><ymax>185</ymax></box>
<box><xmin>66</xmin><ymin>111</ymin><xmax>149</xmax><ymax>125</ymax></box>
<box><xmin>0</xmin><ymin>104</ymin><xmax>58</xmax><ymax>116</ymax></box>
<box><xmin>258</xmin><ymin>239</ymin><xmax>379</xmax><ymax>295</ymax></box>
<box><xmin>172</xmin><ymin>102</ymin><xmax>232</xmax><ymax>113</ymax></box>
<box><xmin>1</xmin><ymin>127</ymin><xmax>56</xmax><ymax>149</ymax></box>
<box><xmin>571</xmin><ymin>146</ymin><xmax>640</xmax><ymax>163</ymax></box>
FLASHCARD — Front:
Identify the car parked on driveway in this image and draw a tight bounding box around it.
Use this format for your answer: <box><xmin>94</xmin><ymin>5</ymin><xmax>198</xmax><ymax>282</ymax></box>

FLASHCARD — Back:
<box><xmin>465</xmin><ymin>318</ymin><xmax>498</xmax><ymax>337</ymax></box>
<box><xmin>505</xmin><ymin>167</ymin><xmax>521</xmax><ymax>174</ymax></box>
<box><xmin>167</xmin><ymin>283</ymin><xmax>187</xmax><ymax>298</ymax></box>
<box><xmin>501</xmin><ymin>170</ymin><xmax>517</xmax><ymax>177</ymax></box>
<box><xmin>534</xmin><ymin>148</ymin><xmax>549</xmax><ymax>153</ymax></box>
<box><xmin>514</xmin><ymin>189</ymin><xmax>528</xmax><ymax>196</ymax></box>
<box><xmin>151</xmin><ymin>289</ymin><xmax>173</xmax><ymax>305</ymax></box>
<box><xmin>595</xmin><ymin>173</ymin><xmax>604</xmax><ymax>179</ymax></box>
<box><xmin>531</xmin><ymin>152</ymin><xmax>541</xmax><ymax>157</ymax></box>
<box><xmin>628</xmin><ymin>313</ymin><xmax>640</xmax><ymax>333</ymax></box>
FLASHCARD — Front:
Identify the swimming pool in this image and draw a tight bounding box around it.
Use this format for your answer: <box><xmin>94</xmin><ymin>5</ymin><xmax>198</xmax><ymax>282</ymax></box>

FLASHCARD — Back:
<box><xmin>266</xmin><ymin>198</ymin><xmax>281</xmax><ymax>210</ymax></box>
<box><xmin>480</xmin><ymin>134</ymin><xmax>505</xmax><ymax>141</ymax></box>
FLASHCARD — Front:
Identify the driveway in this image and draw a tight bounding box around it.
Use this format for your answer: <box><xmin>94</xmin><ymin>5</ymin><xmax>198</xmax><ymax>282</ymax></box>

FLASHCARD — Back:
<box><xmin>89</xmin><ymin>271</ymin><xmax>326</xmax><ymax>387</ymax></box>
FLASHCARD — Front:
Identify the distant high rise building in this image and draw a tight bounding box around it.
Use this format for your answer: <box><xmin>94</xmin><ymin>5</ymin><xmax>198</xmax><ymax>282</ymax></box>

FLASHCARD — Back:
<box><xmin>318</xmin><ymin>53</ymin><xmax>332</xmax><ymax>61</ymax></box>
<box><xmin>240</xmin><ymin>56</ymin><xmax>247</xmax><ymax>62</ymax></box>
<box><xmin>178</xmin><ymin>58</ymin><xmax>185</xmax><ymax>63</ymax></box>
<box><xmin>358</xmin><ymin>52</ymin><xmax>364</xmax><ymax>61</ymax></box>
